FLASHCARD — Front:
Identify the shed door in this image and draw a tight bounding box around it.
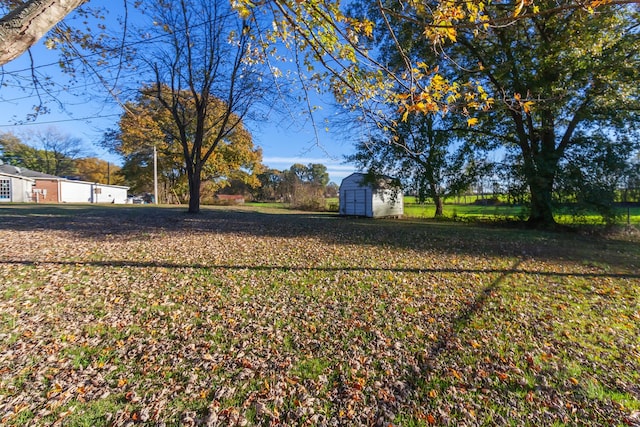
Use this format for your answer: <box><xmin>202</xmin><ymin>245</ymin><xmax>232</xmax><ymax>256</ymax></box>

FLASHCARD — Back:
<box><xmin>345</xmin><ymin>189</ymin><xmax>367</xmax><ymax>216</ymax></box>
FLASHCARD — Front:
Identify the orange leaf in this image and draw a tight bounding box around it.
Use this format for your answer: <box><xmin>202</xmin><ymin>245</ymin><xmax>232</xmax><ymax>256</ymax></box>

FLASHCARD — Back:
<box><xmin>450</xmin><ymin>369</ymin><xmax>462</xmax><ymax>380</ymax></box>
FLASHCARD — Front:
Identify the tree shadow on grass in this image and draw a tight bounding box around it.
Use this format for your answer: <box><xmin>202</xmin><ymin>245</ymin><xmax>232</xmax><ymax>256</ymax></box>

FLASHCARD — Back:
<box><xmin>427</xmin><ymin>260</ymin><xmax>523</xmax><ymax>361</ymax></box>
<box><xmin>411</xmin><ymin>259</ymin><xmax>638</xmax><ymax>425</ymax></box>
<box><xmin>1</xmin><ymin>258</ymin><xmax>638</xmax><ymax>280</ymax></box>
<box><xmin>0</xmin><ymin>204</ymin><xmax>638</xmax><ymax>273</ymax></box>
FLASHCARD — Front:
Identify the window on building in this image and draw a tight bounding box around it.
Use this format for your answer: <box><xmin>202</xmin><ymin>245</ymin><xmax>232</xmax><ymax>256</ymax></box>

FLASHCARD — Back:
<box><xmin>0</xmin><ymin>179</ymin><xmax>10</xmax><ymax>201</ymax></box>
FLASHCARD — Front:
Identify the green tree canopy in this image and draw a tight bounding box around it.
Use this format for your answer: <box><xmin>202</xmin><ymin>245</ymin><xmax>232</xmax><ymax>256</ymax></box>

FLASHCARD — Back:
<box><xmin>348</xmin><ymin>0</ymin><xmax>640</xmax><ymax>226</ymax></box>
<box><xmin>347</xmin><ymin>113</ymin><xmax>483</xmax><ymax>217</ymax></box>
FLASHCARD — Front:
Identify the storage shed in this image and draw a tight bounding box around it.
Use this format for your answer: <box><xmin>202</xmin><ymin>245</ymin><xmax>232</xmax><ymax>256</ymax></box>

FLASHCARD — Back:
<box><xmin>339</xmin><ymin>172</ymin><xmax>403</xmax><ymax>218</ymax></box>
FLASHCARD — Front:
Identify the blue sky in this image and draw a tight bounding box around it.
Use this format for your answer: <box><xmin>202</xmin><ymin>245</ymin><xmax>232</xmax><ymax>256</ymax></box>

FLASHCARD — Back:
<box><xmin>0</xmin><ymin>1</ymin><xmax>359</xmax><ymax>184</ymax></box>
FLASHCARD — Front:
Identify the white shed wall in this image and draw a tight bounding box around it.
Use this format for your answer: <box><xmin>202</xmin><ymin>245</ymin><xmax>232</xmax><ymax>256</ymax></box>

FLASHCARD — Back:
<box><xmin>371</xmin><ymin>189</ymin><xmax>403</xmax><ymax>218</ymax></box>
<box><xmin>13</xmin><ymin>177</ymin><xmax>34</xmax><ymax>202</ymax></box>
<box><xmin>60</xmin><ymin>181</ymin><xmax>130</xmax><ymax>203</ymax></box>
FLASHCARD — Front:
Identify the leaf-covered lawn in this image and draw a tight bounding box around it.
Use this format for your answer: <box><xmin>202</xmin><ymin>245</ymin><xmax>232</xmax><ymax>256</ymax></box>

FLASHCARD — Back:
<box><xmin>0</xmin><ymin>205</ymin><xmax>638</xmax><ymax>426</ymax></box>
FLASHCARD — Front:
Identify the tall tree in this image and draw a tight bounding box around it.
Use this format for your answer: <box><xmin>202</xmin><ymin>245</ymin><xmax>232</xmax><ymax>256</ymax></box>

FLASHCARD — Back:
<box><xmin>0</xmin><ymin>128</ymin><xmax>84</xmax><ymax>176</ymax></box>
<box><xmin>346</xmin><ymin>0</ymin><xmax>640</xmax><ymax>226</ymax></box>
<box><xmin>75</xmin><ymin>157</ymin><xmax>125</xmax><ymax>185</ymax></box>
<box><xmin>24</xmin><ymin>127</ymin><xmax>85</xmax><ymax>176</ymax></box>
<box><xmin>105</xmin><ymin>85</ymin><xmax>262</xmax><ymax>204</ymax></box>
<box><xmin>254</xmin><ymin>168</ymin><xmax>283</xmax><ymax>201</ymax></box>
<box><xmin>453</xmin><ymin>2</ymin><xmax>640</xmax><ymax>225</ymax></box>
<box><xmin>306</xmin><ymin>163</ymin><xmax>330</xmax><ymax>188</ymax></box>
<box><xmin>0</xmin><ymin>131</ymin><xmax>29</xmax><ymax>164</ymax></box>
<box><xmin>347</xmin><ymin>114</ymin><xmax>481</xmax><ymax>217</ymax></box>
<box><xmin>132</xmin><ymin>0</ymin><xmax>270</xmax><ymax>213</ymax></box>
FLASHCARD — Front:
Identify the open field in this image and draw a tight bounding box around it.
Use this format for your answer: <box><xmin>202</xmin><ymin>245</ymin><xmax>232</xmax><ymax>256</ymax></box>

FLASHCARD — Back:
<box><xmin>400</xmin><ymin>199</ymin><xmax>640</xmax><ymax>225</ymax></box>
<box><xmin>1</xmin><ymin>204</ymin><xmax>639</xmax><ymax>426</ymax></box>
<box><xmin>283</xmin><ymin>198</ymin><xmax>640</xmax><ymax>224</ymax></box>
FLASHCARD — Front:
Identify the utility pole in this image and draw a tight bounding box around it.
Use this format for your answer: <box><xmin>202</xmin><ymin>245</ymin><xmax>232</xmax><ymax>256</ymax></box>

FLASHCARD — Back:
<box><xmin>153</xmin><ymin>145</ymin><xmax>159</xmax><ymax>205</ymax></box>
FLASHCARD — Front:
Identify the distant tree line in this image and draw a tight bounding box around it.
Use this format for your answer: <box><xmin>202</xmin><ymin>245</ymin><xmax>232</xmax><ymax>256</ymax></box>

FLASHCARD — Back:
<box><xmin>251</xmin><ymin>163</ymin><xmax>337</xmax><ymax>211</ymax></box>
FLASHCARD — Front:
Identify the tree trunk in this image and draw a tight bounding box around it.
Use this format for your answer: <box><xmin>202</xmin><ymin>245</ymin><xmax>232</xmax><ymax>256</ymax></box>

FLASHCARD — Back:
<box><xmin>433</xmin><ymin>194</ymin><xmax>444</xmax><ymax>217</ymax></box>
<box><xmin>527</xmin><ymin>177</ymin><xmax>556</xmax><ymax>227</ymax></box>
<box><xmin>427</xmin><ymin>176</ymin><xmax>444</xmax><ymax>217</ymax></box>
<box><xmin>524</xmin><ymin>149</ymin><xmax>558</xmax><ymax>227</ymax></box>
<box><xmin>0</xmin><ymin>0</ymin><xmax>86</xmax><ymax>66</ymax></box>
<box><xmin>187</xmin><ymin>167</ymin><xmax>201</xmax><ymax>214</ymax></box>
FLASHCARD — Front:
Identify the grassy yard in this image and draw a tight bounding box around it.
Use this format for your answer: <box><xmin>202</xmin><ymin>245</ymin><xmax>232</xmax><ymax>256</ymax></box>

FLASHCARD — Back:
<box><xmin>279</xmin><ymin>197</ymin><xmax>640</xmax><ymax>224</ymax></box>
<box><xmin>401</xmin><ymin>198</ymin><xmax>640</xmax><ymax>225</ymax></box>
<box><xmin>0</xmin><ymin>204</ymin><xmax>639</xmax><ymax>426</ymax></box>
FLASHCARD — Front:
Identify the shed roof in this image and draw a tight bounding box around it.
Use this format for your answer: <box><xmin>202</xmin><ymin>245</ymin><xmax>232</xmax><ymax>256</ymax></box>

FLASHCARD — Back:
<box><xmin>340</xmin><ymin>172</ymin><xmax>401</xmax><ymax>190</ymax></box>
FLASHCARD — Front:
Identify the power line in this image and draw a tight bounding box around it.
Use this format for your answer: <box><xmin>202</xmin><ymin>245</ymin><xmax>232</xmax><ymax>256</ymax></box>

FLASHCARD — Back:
<box><xmin>0</xmin><ymin>114</ymin><xmax>121</xmax><ymax>128</ymax></box>
<box><xmin>1</xmin><ymin>12</ymin><xmax>224</xmax><ymax>75</ymax></box>
<box><xmin>0</xmin><ymin>11</ymin><xmax>229</xmax><ymax>111</ymax></box>
<box><xmin>0</xmin><ymin>69</ymin><xmax>147</xmax><ymax>103</ymax></box>
<box><xmin>0</xmin><ymin>7</ymin><xmax>252</xmax><ymax>128</ymax></box>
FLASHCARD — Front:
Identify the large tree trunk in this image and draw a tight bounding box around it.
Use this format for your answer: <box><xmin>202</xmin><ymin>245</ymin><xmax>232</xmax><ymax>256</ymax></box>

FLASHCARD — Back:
<box><xmin>0</xmin><ymin>0</ymin><xmax>86</xmax><ymax>66</ymax></box>
<box><xmin>426</xmin><ymin>173</ymin><xmax>444</xmax><ymax>217</ymax></box>
<box><xmin>187</xmin><ymin>167</ymin><xmax>201</xmax><ymax>214</ymax></box>
<box><xmin>524</xmin><ymin>147</ymin><xmax>559</xmax><ymax>227</ymax></box>
<box><xmin>527</xmin><ymin>175</ymin><xmax>556</xmax><ymax>227</ymax></box>
<box><xmin>434</xmin><ymin>195</ymin><xmax>444</xmax><ymax>217</ymax></box>
<box><xmin>430</xmin><ymin>181</ymin><xmax>444</xmax><ymax>217</ymax></box>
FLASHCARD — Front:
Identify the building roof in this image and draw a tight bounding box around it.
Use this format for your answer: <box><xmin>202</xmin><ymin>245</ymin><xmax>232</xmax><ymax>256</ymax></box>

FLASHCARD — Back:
<box><xmin>0</xmin><ymin>170</ymin><xmax>35</xmax><ymax>181</ymax></box>
<box><xmin>0</xmin><ymin>164</ymin><xmax>60</xmax><ymax>179</ymax></box>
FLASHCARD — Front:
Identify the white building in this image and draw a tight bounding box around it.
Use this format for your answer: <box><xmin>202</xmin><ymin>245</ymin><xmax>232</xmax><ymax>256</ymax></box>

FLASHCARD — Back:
<box><xmin>339</xmin><ymin>172</ymin><xmax>403</xmax><ymax>218</ymax></box>
<box><xmin>0</xmin><ymin>163</ymin><xmax>129</xmax><ymax>204</ymax></box>
<box><xmin>0</xmin><ymin>169</ymin><xmax>35</xmax><ymax>203</ymax></box>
